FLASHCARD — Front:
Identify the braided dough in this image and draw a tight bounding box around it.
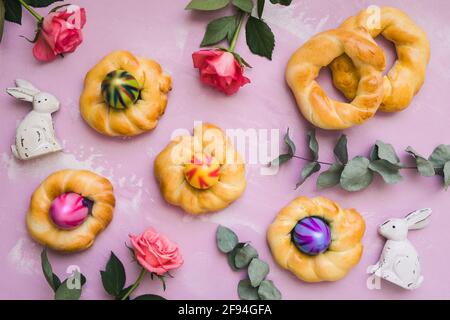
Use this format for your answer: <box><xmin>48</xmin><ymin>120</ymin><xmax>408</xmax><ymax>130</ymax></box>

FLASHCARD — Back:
<box><xmin>27</xmin><ymin>170</ymin><xmax>115</xmax><ymax>252</ymax></box>
<box><xmin>331</xmin><ymin>7</ymin><xmax>430</xmax><ymax>112</ymax></box>
<box><xmin>154</xmin><ymin>123</ymin><xmax>246</xmax><ymax>214</ymax></box>
<box><xmin>267</xmin><ymin>196</ymin><xmax>365</xmax><ymax>282</ymax></box>
<box><xmin>286</xmin><ymin>29</ymin><xmax>385</xmax><ymax>130</ymax></box>
<box><xmin>80</xmin><ymin>51</ymin><xmax>171</xmax><ymax>136</ymax></box>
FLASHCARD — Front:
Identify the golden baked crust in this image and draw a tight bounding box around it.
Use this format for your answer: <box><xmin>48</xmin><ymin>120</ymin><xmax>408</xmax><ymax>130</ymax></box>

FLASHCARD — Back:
<box><xmin>27</xmin><ymin>169</ymin><xmax>115</xmax><ymax>252</ymax></box>
<box><xmin>286</xmin><ymin>29</ymin><xmax>385</xmax><ymax>130</ymax></box>
<box><xmin>154</xmin><ymin>123</ymin><xmax>246</xmax><ymax>215</ymax></box>
<box><xmin>80</xmin><ymin>51</ymin><xmax>171</xmax><ymax>136</ymax></box>
<box><xmin>267</xmin><ymin>196</ymin><xmax>365</xmax><ymax>282</ymax></box>
<box><xmin>331</xmin><ymin>7</ymin><xmax>430</xmax><ymax>112</ymax></box>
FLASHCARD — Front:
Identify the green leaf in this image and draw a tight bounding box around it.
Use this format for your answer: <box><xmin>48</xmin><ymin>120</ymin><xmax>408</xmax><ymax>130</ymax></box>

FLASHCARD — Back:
<box><xmin>235</xmin><ymin>244</ymin><xmax>258</xmax><ymax>268</ymax></box>
<box><xmin>269</xmin><ymin>0</ymin><xmax>292</xmax><ymax>5</ymax></box>
<box><xmin>54</xmin><ymin>272</ymin><xmax>85</xmax><ymax>300</ymax></box>
<box><xmin>238</xmin><ymin>279</ymin><xmax>260</xmax><ymax>300</ymax></box>
<box><xmin>444</xmin><ymin>161</ymin><xmax>450</xmax><ymax>190</ymax></box>
<box><xmin>257</xmin><ymin>0</ymin><xmax>265</xmax><ymax>18</ymax></box>
<box><xmin>270</xmin><ymin>154</ymin><xmax>292</xmax><ymax>167</ymax></box>
<box><xmin>369</xmin><ymin>160</ymin><xmax>403</xmax><ymax>184</ymax></box>
<box><xmin>429</xmin><ymin>145</ymin><xmax>450</xmax><ymax>170</ymax></box>
<box><xmin>296</xmin><ymin>162</ymin><xmax>320</xmax><ymax>189</ymax></box>
<box><xmin>405</xmin><ymin>147</ymin><xmax>435</xmax><ymax>177</ymax></box>
<box><xmin>340</xmin><ymin>156</ymin><xmax>373</xmax><ymax>192</ymax></box>
<box><xmin>0</xmin><ymin>0</ymin><xmax>5</xmax><ymax>42</ymax></box>
<box><xmin>258</xmin><ymin>280</ymin><xmax>282</xmax><ymax>300</ymax></box>
<box><xmin>374</xmin><ymin>140</ymin><xmax>401</xmax><ymax>166</ymax></box>
<box><xmin>317</xmin><ymin>163</ymin><xmax>344</xmax><ymax>189</ymax></box>
<box><xmin>245</xmin><ymin>16</ymin><xmax>275</xmax><ymax>60</ymax></box>
<box><xmin>134</xmin><ymin>294</ymin><xmax>167</xmax><ymax>300</ymax></box>
<box><xmin>216</xmin><ymin>225</ymin><xmax>239</xmax><ymax>253</ymax></box>
<box><xmin>370</xmin><ymin>145</ymin><xmax>379</xmax><ymax>161</ymax></box>
<box><xmin>4</xmin><ymin>0</ymin><xmax>21</xmax><ymax>24</ymax></box>
<box><xmin>100</xmin><ymin>252</ymin><xmax>126</xmax><ymax>297</ymax></box>
<box><xmin>200</xmin><ymin>16</ymin><xmax>237</xmax><ymax>47</ymax></box>
<box><xmin>227</xmin><ymin>242</ymin><xmax>246</xmax><ymax>271</ymax></box>
<box><xmin>186</xmin><ymin>0</ymin><xmax>230</xmax><ymax>10</ymax></box>
<box><xmin>232</xmin><ymin>0</ymin><xmax>253</xmax><ymax>13</ymax></box>
<box><xmin>248</xmin><ymin>259</ymin><xmax>269</xmax><ymax>287</ymax></box>
<box><xmin>307</xmin><ymin>129</ymin><xmax>319</xmax><ymax>161</ymax></box>
<box><xmin>284</xmin><ymin>128</ymin><xmax>296</xmax><ymax>156</ymax></box>
<box><xmin>24</xmin><ymin>0</ymin><xmax>63</xmax><ymax>7</ymax></box>
<box><xmin>40</xmin><ymin>248</ymin><xmax>61</xmax><ymax>292</ymax></box>
<box><xmin>334</xmin><ymin>135</ymin><xmax>348</xmax><ymax>164</ymax></box>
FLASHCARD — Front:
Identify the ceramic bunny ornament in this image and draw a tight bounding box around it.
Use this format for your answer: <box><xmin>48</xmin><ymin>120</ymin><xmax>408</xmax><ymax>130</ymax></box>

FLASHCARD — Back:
<box><xmin>368</xmin><ymin>208</ymin><xmax>432</xmax><ymax>290</ymax></box>
<box><xmin>6</xmin><ymin>79</ymin><xmax>62</xmax><ymax>160</ymax></box>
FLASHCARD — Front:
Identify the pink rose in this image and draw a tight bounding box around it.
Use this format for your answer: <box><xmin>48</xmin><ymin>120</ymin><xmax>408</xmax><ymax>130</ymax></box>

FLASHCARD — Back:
<box><xmin>192</xmin><ymin>49</ymin><xmax>250</xmax><ymax>95</ymax></box>
<box><xmin>129</xmin><ymin>228</ymin><xmax>183</xmax><ymax>276</ymax></box>
<box><xmin>33</xmin><ymin>5</ymin><xmax>86</xmax><ymax>62</ymax></box>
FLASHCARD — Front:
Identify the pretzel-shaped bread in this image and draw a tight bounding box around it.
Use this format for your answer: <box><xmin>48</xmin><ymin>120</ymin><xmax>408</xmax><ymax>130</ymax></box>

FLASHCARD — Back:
<box><xmin>330</xmin><ymin>7</ymin><xmax>430</xmax><ymax>112</ymax></box>
<box><xmin>154</xmin><ymin>123</ymin><xmax>246</xmax><ymax>214</ymax></box>
<box><xmin>267</xmin><ymin>196</ymin><xmax>365</xmax><ymax>282</ymax></box>
<box><xmin>286</xmin><ymin>29</ymin><xmax>385</xmax><ymax>130</ymax></box>
<box><xmin>27</xmin><ymin>170</ymin><xmax>115</xmax><ymax>252</ymax></box>
<box><xmin>80</xmin><ymin>51</ymin><xmax>171</xmax><ymax>136</ymax></box>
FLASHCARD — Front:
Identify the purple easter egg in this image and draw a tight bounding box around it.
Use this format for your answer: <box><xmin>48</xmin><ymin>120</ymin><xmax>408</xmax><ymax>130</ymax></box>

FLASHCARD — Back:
<box><xmin>292</xmin><ymin>217</ymin><xmax>331</xmax><ymax>256</ymax></box>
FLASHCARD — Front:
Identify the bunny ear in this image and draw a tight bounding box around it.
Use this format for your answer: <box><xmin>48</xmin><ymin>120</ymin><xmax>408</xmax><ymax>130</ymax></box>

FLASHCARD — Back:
<box><xmin>405</xmin><ymin>208</ymin><xmax>432</xmax><ymax>230</ymax></box>
<box><xmin>15</xmin><ymin>79</ymin><xmax>40</xmax><ymax>95</ymax></box>
<box><xmin>6</xmin><ymin>88</ymin><xmax>35</xmax><ymax>102</ymax></box>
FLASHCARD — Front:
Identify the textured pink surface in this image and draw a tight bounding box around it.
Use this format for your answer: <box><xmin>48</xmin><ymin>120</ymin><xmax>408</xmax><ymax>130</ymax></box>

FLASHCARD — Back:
<box><xmin>1</xmin><ymin>0</ymin><xmax>449</xmax><ymax>300</ymax></box>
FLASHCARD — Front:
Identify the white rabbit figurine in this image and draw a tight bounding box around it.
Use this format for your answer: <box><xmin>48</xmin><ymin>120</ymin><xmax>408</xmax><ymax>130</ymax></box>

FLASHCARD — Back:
<box><xmin>368</xmin><ymin>208</ymin><xmax>432</xmax><ymax>290</ymax></box>
<box><xmin>6</xmin><ymin>79</ymin><xmax>62</xmax><ymax>160</ymax></box>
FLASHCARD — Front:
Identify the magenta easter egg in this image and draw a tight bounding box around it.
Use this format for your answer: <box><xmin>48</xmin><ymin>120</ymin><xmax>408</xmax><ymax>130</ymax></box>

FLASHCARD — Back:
<box><xmin>50</xmin><ymin>193</ymin><xmax>89</xmax><ymax>230</ymax></box>
<box><xmin>292</xmin><ymin>217</ymin><xmax>331</xmax><ymax>256</ymax></box>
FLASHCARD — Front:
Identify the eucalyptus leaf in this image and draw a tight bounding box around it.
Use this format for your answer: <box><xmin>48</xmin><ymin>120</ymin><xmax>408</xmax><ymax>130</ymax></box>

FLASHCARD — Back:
<box><xmin>0</xmin><ymin>0</ymin><xmax>5</xmax><ymax>42</ymax></box>
<box><xmin>296</xmin><ymin>162</ymin><xmax>320</xmax><ymax>189</ymax></box>
<box><xmin>216</xmin><ymin>225</ymin><xmax>239</xmax><ymax>253</ymax></box>
<box><xmin>444</xmin><ymin>161</ymin><xmax>450</xmax><ymax>190</ymax></box>
<box><xmin>41</xmin><ymin>248</ymin><xmax>61</xmax><ymax>292</ymax></box>
<box><xmin>429</xmin><ymin>145</ymin><xmax>450</xmax><ymax>169</ymax></box>
<box><xmin>248</xmin><ymin>259</ymin><xmax>269</xmax><ymax>287</ymax></box>
<box><xmin>185</xmin><ymin>0</ymin><xmax>230</xmax><ymax>10</ymax></box>
<box><xmin>257</xmin><ymin>0</ymin><xmax>265</xmax><ymax>18</ymax></box>
<box><xmin>270</xmin><ymin>154</ymin><xmax>292</xmax><ymax>167</ymax></box>
<box><xmin>340</xmin><ymin>156</ymin><xmax>373</xmax><ymax>192</ymax></box>
<box><xmin>370</xmin><ymin>145</ymin><xmax>379</xmax><ymax>161</ymax></box>
<box><xmin>4</xmin><ymin>0</ymin><xmax>21</xmax><ymax>24</ymax></box>
<box><xmin>405</xmin><ymin>147</ymin><xmax>435</xmax><ymax>177</ymax></box>
<box><xmin>245</xmin><ymin>16</ymin><xmax>275</xmax><ymax>60</ymax></box>
<box><xmin>235</xmin><ymin>244</ymin><xmax>258</xmax><ymax>268</ymax></box>
<box><xmin>201</xmin><ymin>16</ymin><xmax>237</xmax><ymax>47</ymax></box>
<box><xmin>334</xmin><ymin>135</ymin><xmax>348</xmax><ymax>164</ymax></box>
<box><xmin>369</xmin><ymin>160</ymin><xmax>403</xmax><ymax>184</ymax></box>
<box><xmin>307</xmin><ymin>129</ymin><xmax>319</xmax><ymax>160</ymax></box>
<box><xmin>227</xmin><ymin>243</ymin><xmax>246</xmax><ymax>271</ymax></box>
<box><xmin>375</xmin><ymin>140</ymin><xmax>401</xmax><ymax>165</ymax></box>
<box><xmin>257</xmin><ymin>280</ymin><xmax>282</xmax><ymax>300</ymax></box>
<box><xmin>134</xmin><ymin>294</ymin><xmax>167</xmax><ymax>300</ymax></box>
<box><xmin>100</xmin><ymin>252</ymin><xmax>126</xmax><ymax>297</ymax></box>
<box><xmin>317</xmin><ymin>163</ymin><xmax>344</xmax><ymax>189</ymax></box>
<box><xmin>238</xmin><ymin>279</ymin><xmax>260</xmax><ymax>300</ymax></box>
<box><xmin>232</xmin><ymin>0</ymin><xmax>253</xmax><ymax>13</ymax></box>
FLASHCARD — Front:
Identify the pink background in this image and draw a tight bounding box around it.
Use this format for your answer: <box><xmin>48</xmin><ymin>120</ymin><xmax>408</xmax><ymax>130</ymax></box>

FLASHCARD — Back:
<box><xmin>1</xmin><ymin>0</ymin><xmax>449</xmax><ymax>300</ymax></box>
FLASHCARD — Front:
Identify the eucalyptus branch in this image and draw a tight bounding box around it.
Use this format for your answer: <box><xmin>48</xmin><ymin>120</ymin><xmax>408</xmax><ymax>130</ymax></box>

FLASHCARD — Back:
<box><xmin>271</xmin><ymin>129</ymin><xmax>450</xmax><ymax>192</ymax></box>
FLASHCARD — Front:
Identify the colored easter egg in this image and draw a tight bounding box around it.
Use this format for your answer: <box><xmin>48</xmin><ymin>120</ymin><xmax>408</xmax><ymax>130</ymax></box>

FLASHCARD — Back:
<box><xmin>101</xmin><ymin>70</ymin><xmax>140</xmax><ymax>109</ymax></box>
<box><xmin>184</xmin><ymin>153</ymin><xmax>221</xmax><ymax>190</ymax></box>
<box><xmin>50</xmin><ymin>193</ymin><xmax>90</xmax><ymax>230</ymax></box>
<box><xmin>292</xmin><ymin>217</ymin><xmax>331</xmax><ymax>256</ymax></box>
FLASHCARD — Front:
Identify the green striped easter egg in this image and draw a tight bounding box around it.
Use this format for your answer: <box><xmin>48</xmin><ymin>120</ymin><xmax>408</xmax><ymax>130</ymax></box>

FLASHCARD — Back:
<box><xmin>101</xmin><ymin>70</ymin><xmax>140</xmax><ymax>109</ymax></box>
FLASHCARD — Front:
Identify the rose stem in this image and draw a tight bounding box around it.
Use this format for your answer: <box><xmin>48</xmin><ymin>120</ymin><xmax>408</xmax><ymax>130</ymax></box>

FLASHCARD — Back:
<box><xmin>120</xmin><ymin>268</ymin><xmax>146</xmax><ymax>300</ymax></box>
<box><xmin>229</xmin><ymin>11</ymin><xmax>246</xmax><ymax>52</ymax></box>
<box><xmin>18</xmin><ymin>0</ymin><xmax>43</xmax><ymax>22</ymax></box>
<box><xmin>292</xmin><ymin>155</ymin><xmax>418</xmax><ymax>169</ymax></box>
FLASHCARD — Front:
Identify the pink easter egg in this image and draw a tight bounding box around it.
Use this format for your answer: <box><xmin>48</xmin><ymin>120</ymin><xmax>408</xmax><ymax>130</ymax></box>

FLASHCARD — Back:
<box><xmin>50</xmin><ymin>193</ymin><xmax>89</xmax><ymax>230</ymax></box>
